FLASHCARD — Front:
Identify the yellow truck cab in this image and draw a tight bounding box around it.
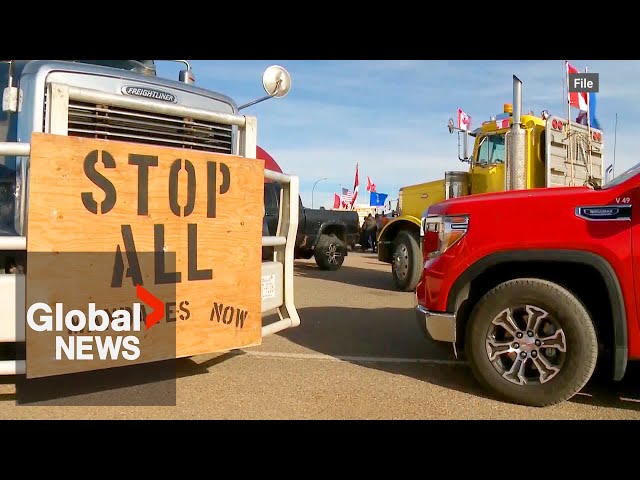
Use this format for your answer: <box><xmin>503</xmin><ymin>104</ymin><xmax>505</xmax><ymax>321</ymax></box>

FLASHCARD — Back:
<box><xmin>468</xmin><ymin>105</ymin><xmax>546</xmax><ymax>194</ymax></box>
<box><xmin>377</xmin><ymin>75</ymin><xmax>604</xmax><ymax>291</ymax></box>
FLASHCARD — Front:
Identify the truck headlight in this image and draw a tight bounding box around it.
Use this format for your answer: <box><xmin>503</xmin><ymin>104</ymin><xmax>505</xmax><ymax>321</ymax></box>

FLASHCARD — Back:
<box><xmin>421</xmin><ymin>214</ymin><xmax>469</xmax><ymax>258</ymax></box>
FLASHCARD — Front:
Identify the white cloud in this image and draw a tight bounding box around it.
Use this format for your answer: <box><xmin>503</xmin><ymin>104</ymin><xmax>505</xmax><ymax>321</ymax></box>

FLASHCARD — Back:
<box><xmin>165</xmin><ymin>60</ymin><xmax>640</xmax><ymax>208</ymax></box>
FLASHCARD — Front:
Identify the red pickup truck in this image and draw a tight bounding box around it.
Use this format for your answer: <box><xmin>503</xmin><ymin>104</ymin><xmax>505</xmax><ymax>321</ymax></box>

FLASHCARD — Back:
<box><xmin>415</xmin><ymin>164</ymin><xmax>640</xmax><ymax>407</ymax></box>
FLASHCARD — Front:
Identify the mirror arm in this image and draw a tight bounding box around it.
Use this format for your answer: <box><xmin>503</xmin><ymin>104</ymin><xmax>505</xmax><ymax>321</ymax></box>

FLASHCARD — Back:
<box><xmin>457</xmin><ymin>132</ymin><xmax>464</xmax><ymax>161</ymax></box>
<box><xmin>455</xmin><ymin>130</ymin><xmax>472</xmax><ymax>163</ymax></box>
<box><xmin>448</xmin><ymin>116</ymin><xmax>475</xmax><ymax>162</ymax></box>
<box><xmin>238</xmin><ymin>77</ymin><xmax>284</xmax><ymax>111</ymax></box>
<box><xmin>238</xmin><ymin>94</ymin><xmax>275</xmax><ymax>111</ymax></box>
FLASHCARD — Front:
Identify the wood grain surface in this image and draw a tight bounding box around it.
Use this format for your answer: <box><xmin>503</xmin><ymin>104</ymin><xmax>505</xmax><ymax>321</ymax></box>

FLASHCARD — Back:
<box><xmin>25</xmin><ymin>133</ymin><xmax>264</xmax><ymax>378</ymax></box>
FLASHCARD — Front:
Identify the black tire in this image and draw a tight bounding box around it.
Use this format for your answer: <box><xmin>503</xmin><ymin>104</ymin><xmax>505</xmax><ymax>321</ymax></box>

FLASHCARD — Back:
<box><xmin>465</xmin><ymin>278</ymin><xmax>599</xmax><ymax>407</ymax></box>
<box><xmin>314</xmin><ymin>234</ymin><xmax>347</xmax><ymax>271</ymax></box>
<box><xmin>297</xmin><ymin>250</ymin><xmax>314</xmax><ymax>260</ymax></box>
<box><xmin>391</xmin><ymin>231</ymin><xmax>422</xmax><ymax>292</ymax></box>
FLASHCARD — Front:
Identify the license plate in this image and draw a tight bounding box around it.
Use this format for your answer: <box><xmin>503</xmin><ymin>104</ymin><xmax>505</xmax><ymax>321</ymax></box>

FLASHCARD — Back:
<box><xmin>261</xmin><ymin>274</ymin><xmax>276</xmax><ymax>300</ymax></box>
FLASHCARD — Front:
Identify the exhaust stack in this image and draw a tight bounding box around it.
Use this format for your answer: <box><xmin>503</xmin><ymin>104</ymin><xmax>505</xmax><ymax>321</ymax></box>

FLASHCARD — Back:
<box><xmin>506</xmin><ymin>75</ymin><xmax>527</xmax><ymax>190</ymax></box>
<box><xmin>513</xmin><ymin>75</ymin><xmax>522</xmax><ymax>127</ymax></box>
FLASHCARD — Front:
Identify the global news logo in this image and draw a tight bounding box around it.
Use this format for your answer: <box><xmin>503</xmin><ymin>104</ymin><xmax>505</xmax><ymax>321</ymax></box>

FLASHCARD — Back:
<box><xmin>26</xmin><ymin>285</ymin><xmax>164</xmax><ymax>361</ymax></box>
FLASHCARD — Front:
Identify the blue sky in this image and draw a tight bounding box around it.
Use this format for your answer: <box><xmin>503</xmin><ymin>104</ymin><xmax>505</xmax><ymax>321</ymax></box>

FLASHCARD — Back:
<box><xmin>156</xmin><ymin>60</ymin><xmax>634</xmax><ymax>209</ymax></box>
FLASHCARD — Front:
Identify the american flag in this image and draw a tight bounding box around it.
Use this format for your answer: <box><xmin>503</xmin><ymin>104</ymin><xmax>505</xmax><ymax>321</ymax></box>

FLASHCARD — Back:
<box><xmin>341</xmin><ymin>187</ymin><xmax>353</xmax><ymax>205</ymax></box>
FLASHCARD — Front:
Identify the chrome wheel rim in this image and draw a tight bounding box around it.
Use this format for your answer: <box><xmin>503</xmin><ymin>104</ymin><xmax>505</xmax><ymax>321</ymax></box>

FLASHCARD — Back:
<box><xmin>326</xmin><ymin>243</ymin><xmax>341</xmax><ymax>265</ymax></box>
<box><xmin>392</xmin><ymin>244</ymin><xmax>409</xmax><ymax>280</ymax></box>
<box><xmin>485</xmin><ymin>305</ymin><xmax>567</xmax><ymax>386</ymax></box>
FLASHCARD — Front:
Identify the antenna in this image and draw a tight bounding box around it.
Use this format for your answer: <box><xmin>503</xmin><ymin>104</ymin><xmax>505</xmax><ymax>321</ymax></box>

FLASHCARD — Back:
<box><xmin>562</xmin><ymin>60</ymin><xmax>565</xmax><ymax>116</ymax></box>
<box><xmin>613</xmin><ymin>112</ymin><xmax>618</xmax><ymax>177</ymax></box>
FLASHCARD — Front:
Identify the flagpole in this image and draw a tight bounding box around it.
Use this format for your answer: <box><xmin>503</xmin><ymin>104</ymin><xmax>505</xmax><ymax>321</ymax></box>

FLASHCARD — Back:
<box><xmin>365</xmin><ymin>169</ymin><xmax>370</xmax><ymax>206</ymax></box>
<box><xmin>562</xmin><ymin>60</ymin><xmax>566</xmax><ymax>116</ymax></box>
<box><xmin>584</xmin><ymin>66</ymin><xmax>593</xmax><ymax>181</ymax></box>
<box><xmin>565</xmin><ymin>60</ymin><xmax>575</xmax><ymax>186</ymax></box>
<box><xmin>613</xmin><ymin>113</ymin><xmax>618</xmax><ymax>177</ymax></box>
<box><xmin>355</xmin><ymin>161</ymin><xmax>359</xmax><ymax>211</ymax></box>
<box><xmin>352</xmin><ymin>162</ymin><xmax>359</xmax><ymax>211</ymax></box>
<box><xmin>563</xmin><ymin>59</ymin><xmax>568</xmax><ymax>131</ymax></box>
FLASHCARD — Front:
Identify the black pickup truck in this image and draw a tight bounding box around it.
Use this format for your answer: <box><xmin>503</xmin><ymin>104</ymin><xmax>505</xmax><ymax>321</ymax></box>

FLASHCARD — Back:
<box><xmin>263</xmin><ymin>182</ymin><xmax>360</xmax><ymax>270</ymax></box>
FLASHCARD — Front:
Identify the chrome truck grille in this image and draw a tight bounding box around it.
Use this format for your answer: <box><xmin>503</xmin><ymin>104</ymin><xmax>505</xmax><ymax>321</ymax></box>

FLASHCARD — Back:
<box><xmin>68</xmin><ymin>100</ymin><xmax>232</xmax><ymax>154</ymax></box>
<box><xmin>63</xmin><ymin>100</ymin><xmax>234</xmax><ymax>154</ymax></box>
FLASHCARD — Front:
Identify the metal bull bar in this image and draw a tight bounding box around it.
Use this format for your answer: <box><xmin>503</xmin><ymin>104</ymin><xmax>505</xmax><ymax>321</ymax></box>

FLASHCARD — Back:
<box><xmin>0</xmin><ymin>84</ymin><xmax>300</xmax><ymax>376</ymax></box>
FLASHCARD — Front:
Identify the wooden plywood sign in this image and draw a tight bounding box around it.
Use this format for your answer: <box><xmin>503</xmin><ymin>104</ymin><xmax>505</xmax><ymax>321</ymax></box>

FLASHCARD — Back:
<box><xmin>25</xmin><ymin>133</ymin><xmax>264</xmax><ymax>378</ymax></box>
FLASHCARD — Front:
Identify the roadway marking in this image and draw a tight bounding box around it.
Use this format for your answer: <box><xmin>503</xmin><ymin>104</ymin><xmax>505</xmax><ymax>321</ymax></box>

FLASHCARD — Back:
<box><xmin>235</xmin><ymin>350</ymin><xmax>468</xmax><ymax>366</ymax></box>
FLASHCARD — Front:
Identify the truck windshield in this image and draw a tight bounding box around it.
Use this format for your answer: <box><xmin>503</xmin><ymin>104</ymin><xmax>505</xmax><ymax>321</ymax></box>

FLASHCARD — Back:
<box><xmin>603</xmin><ymin>162</ymin><xmax>640</xmax><ymax>189</ymax></box>
<box><xmin>476</xmin><ymin>134</ymin><xmax>506</xmax><ymax>165</ymax></box>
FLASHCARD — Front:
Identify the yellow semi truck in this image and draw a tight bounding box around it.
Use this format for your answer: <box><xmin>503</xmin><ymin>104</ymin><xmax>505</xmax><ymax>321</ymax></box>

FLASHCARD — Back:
<box><xmin>377</xmin><ymin>75</ymin><xmax>605</xmax><ymax>291</ymax></box>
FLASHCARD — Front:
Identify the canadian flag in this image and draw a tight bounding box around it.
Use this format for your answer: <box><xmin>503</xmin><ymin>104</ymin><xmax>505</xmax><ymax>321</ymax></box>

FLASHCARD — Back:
<box><xmin>351</xmin><ymin>164</ymin><xmax>359</xmax><ymax>209</ymax></box>
<box><xmin>567</xmin><ymin>62</ymin><xmax>589</xmax><ymax>112</ymax></box>
<box><xmin>458</xmin><ymin>108</ymin><xmax>472</xmax><ymax>131</ymax></box>
<box><xmin>366</xmin><ymin>176</ymin><xmax>376</xmax><ymax>192</ymax></box>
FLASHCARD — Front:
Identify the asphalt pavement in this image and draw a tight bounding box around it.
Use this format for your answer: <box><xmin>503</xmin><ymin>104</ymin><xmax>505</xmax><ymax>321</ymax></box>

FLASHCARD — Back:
<box><xmin>1</xmin><ymin>252</ymin><xmax>639</xmax><ymax>419</ymax></box>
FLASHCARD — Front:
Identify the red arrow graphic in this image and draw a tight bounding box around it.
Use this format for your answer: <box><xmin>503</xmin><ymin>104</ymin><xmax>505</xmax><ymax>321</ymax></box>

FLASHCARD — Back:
<box><xmin>136</xmin><ymin>284</ymin><xmax>164</xmax><ymax>330</ymax></box>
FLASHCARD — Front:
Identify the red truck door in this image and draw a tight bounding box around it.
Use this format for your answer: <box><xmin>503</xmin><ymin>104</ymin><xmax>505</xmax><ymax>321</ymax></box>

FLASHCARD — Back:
<box><xmin>599</xmin><ymin>171</ymin><xmax>640</xmax><ymax>362</ymax></box>
<box><xmin>628</xmin><ymin>181</ymin><xmax>640</xmax><ymax>358</ymax></box>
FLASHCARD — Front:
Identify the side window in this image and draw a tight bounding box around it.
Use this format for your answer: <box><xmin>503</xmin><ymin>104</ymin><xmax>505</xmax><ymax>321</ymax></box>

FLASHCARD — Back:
<box><xmin>0</xmin><ymin>62</ymin><xmax>19</xmax><ymax>233</ymax></box>
<box><xmin>263</xmin><ymin>183</ymin><xmax>279</xmax><ymax>209</ymax></box>
<box><xmin>476</xmin><ymin>134</ymin><xmax>506</xmax><ymax>165</ymax></box>
<box><xmin>475</xmin><ymin>137</ymin><xmax>487</xmax><ymax>164</ymax></box>
<box><xmin>539</xmin><ymin>130</ymin><xmax>546</xmax><ymax>163</ymax></box>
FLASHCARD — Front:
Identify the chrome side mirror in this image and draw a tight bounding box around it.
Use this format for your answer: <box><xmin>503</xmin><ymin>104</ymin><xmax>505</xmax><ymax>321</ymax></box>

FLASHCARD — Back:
<box><xmin>238</xmin><ymin>65</ymin><xmax>292</xmax><ymax>111</ymax></box>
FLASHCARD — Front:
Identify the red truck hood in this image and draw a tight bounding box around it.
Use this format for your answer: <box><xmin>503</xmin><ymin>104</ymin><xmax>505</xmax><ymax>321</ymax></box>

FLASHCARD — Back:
<box><xmin>427</xmin><ymin>185</ymin><xmax>616</xmax><ymax>216</ymax></box>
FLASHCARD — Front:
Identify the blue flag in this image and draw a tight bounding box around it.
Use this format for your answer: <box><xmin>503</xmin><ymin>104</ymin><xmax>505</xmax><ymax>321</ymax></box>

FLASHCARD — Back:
<box><xmin>589</xmin><ymin>92</ymin><xmax>601</xmax><ymax>130</ymax></box>
<box><xmin>576</xmin><ymin>92</ymin><xmax>602</xmax><ymax>131</ymax></box>
<box><xmin>370</xmin><ymin>192</ymin><xmax>388</xmax><ymax>207</ymax></box>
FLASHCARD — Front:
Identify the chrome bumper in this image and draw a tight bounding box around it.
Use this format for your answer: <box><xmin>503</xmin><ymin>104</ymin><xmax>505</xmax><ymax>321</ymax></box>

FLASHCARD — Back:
<box><xmin>414</xmin><ymin>298</ymin><xmax>456</xmax><ymax>344</ymax></box>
